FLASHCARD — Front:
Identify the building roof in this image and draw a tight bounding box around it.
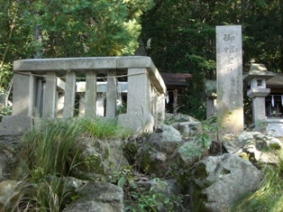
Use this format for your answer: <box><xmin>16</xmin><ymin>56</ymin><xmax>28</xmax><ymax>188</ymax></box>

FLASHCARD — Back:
<box><xmin>267</xmin><ymin>73</ymin><xmax>283</xmax><ymax>88</ymax></box>
<box><xmin>160</xmin><ymin>73</ymin><xmax>191</xmax><ymax>88</ymax></box>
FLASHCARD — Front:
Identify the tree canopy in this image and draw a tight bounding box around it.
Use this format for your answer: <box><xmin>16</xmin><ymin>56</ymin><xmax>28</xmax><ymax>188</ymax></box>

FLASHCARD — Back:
<box><xmin>0</xmin><ymin>0</ymin><xmax>282</xmax><ymax>119</ymax></box>
<box><xmin>0</xmin><ymin>0</ymin><xmax>153</xmax><ymax>87</ymax></box>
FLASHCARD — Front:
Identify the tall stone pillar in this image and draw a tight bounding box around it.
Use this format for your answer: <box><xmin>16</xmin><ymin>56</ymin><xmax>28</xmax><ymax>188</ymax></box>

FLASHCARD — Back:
<box><xmin>216</xmin><ymin>25</ymin><xmax>244</xmax><ymax>134</ymax></box>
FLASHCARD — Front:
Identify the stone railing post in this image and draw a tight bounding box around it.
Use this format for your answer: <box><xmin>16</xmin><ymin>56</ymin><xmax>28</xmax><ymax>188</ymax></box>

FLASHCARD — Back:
<box><xmin>127</xmin><ymin>68</ymin><xmax>150</xmax><ymax>114</ymax></box>
<box><xmin>85</xmin><ymin>71</ymin><xmax>97</xmax><ymax>118</ymax></box>
<box><xmin>106</xmin><ymin>70</ymin><xmax>117</xmax><ymax>118</ymax></box>
<box><xmin>63</xmin><ymin>71</ymin><xmax>76</xmax><ymax>118</ymax></box>
<box><xmin>43</xmin><ymin>72</ymin><xmax>57</xmax><ymax>118</ymax></box>
<box><xmin>12</xmin><ymin>72</ymin><xmax>35</xmax><ymax>116</ymax></box>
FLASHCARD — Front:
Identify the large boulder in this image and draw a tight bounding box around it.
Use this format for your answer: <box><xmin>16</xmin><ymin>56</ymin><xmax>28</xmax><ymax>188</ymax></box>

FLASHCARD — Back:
<box><xmin>190</xmin><ymin>154</ymin><xmax>263</xmax><ymax>212</ymax></box>
<box><xmin>69</xmin><ymin>138</ymin><xmax>128</xmax><ymax>181</ymax></box>
<box><xmin>136</xmin><ymin>124</ymin><xmax>183</xmax><ymax>177</ymax></box>
<box><xmin>63</xmin><ymin>182</ymin><xmax>124</xmax><ymax>212</ymax></box>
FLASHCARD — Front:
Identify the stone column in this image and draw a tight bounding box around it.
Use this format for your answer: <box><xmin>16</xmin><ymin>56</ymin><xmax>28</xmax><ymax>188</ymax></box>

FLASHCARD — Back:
<box><xmin>156</xmin><ymin>93</ymin><xmax>165</xmax><ymax>125</ymax></box>
<box><xmin>57</xmin><ymin>93</ymin><xmax>65</xmax><ymax>118</ymax></box>
<box><xmin>118</xmin><ymin>68</ymin><xmax>154</xmax><ymax>132</ymax></box>
<box><xmin>85</xmin><ymin>71</ymin><xmax>97</xmax><ymax>117</ymax></box>
<box><xmin>206</xmin><ymin>93</ymin><xmax>217</xmax><ymax>118</ymax></box>
<box><xmin>35</xmin><ymin>78</ymin><xmax>44</xmax><ymax>117</ymax></box>
<box><xmin>106</xmin><ymin>70</ymin><xmax>117</xmax><ymax>118</ymax></box>
<box><xmin>43</xmin><ymin>72</ymin><xmax>57</xmax><ymax>118</ymax></box>
<box><xmin>63</xmin><ymin>71</ymin><xmax>76</xmax><ymax>118</ymax></box>
<box><xmin>12</xmin><ymin>72</ymin><xmax>35</xmax><ymax>116</ymax></box>
<box><xmin>248</xmin><ymin>89</ymin><xmax>270</xmax><ymax>130</ymax></box>
<box><xmin>96</xmin><ymin>95</ymin><xmax>105</xmax><ymax>116</ymax></box>
<box><xmin>127</xmin><ymin>68</ymin><xmax>150</xmax><ymax>113</ymax></box>
<box><xmin>173</xmin><ymin>89</ymin><xmax>178</xmax><ymax>114</ymax></box>
<box><xmin>216</xmin><ymin>25</ymin><xmax>244</xmax><ymax>134</ymax></box>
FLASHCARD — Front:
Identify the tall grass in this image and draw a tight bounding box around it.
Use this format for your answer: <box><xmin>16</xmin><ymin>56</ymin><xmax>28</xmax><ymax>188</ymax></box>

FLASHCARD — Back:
<box><xmin>231</xmin><ymin>164</ymin><xmax>283</xmax><ymax>212</ymax></box>
<box><xmin>4</xmin><ymin>117</ymin><xmax>131</xmax><ymax>212</ymax></box>
<box><xmin>19</xmin><ymin>117</ymin><xmax>131</xmax><ymax>177</ymax></box>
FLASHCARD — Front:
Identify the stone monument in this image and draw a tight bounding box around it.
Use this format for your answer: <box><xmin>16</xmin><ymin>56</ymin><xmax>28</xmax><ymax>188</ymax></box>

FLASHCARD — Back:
<box><xmin>216</xmin><ymin>25</ymin><xmax>244</xmax><ymax>134</ymax></box>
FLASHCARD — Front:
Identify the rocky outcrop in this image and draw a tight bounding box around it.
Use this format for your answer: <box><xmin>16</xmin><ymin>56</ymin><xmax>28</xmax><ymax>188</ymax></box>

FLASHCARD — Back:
<box><xmin>136</xmin><ymin>124</ymin><xmax>210</xmax><ymax>177</ymax></box>
<box><xmin>190</xmin><ymin>154</ymin><xmax>263</xmax><ymax>212</ymax></box>
<box><xmin>0</xmin><ymin>118</ymin><xmax>275</xmax><ymax>212</ymax></box>
<box><xmin>223</xmin><ymin>131</ymin><xmax>283</xmax><ymax>165</ymax></box>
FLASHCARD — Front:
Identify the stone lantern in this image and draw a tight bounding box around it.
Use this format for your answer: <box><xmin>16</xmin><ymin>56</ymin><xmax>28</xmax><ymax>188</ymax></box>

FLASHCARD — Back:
<box><xmin>244</xmin><ymin>63</ymin><xmax>275</xmax><ymax>130</ymax></box>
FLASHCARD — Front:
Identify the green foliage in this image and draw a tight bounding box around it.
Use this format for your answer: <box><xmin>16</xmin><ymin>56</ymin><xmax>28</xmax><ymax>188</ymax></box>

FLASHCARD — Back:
<box><xmin>180</xmin><ymin>72</ymin><xmax>206</xmax><ymax>120</ymax></box>
<box><xmin>0</xmin><ymin>105</ymin><xmax>12</xmax><ymax>121</ymax></box>
<box><xmin>0</xmin><ymin>0</ymin><xmax>154</xmax><ymax>92</ymax></box>
<box><xmin>4</xmin><ymin>176</ymin><xmax>77</xmax><ymax>212</ymax></box>
<box><xmin>19</xmin><ymin>117</ymin><xmax>130</xmax><ymax>177</ymax></box>
<box><xmin>113</xmin><ymin>166</ymin><xmax>182</xmax><ymax>212</ymax></box>
<box><xmin>0</xmin><ymin>0</ymin><xmax>154</xmax><ymax>58</ymax></box>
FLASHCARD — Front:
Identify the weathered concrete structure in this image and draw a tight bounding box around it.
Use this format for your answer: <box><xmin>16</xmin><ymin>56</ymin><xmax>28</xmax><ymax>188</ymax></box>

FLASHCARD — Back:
<box><xmin>6</xmin><ymin>56</ymin><xmax>166</xmax><ymax>132</ymax></box>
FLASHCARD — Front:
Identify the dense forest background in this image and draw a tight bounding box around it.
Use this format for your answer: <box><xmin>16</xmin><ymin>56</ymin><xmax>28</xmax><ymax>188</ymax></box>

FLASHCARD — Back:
<box><xmin>1</xmin><ymin>0</ymin><xmax>282</xmax><ymax>119</ymax></box>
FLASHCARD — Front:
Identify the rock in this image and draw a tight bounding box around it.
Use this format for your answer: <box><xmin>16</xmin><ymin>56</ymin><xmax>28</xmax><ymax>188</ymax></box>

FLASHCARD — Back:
<box><xmin>190</xmin><ymin>154</ymin><xmax>263</xmax><ymax>212</ymax></box>
<box><xmin>223</xmin><ymin>131</ymin><xmax>283</xmax><ymax>165</ymax></box>
<box><xmin>69</xmin><ymin>138</ymin><xmax>128</xmax><ymax>180</ymax></box>
<box><xmin>165</xmin><ymin>113</ymin><xmax>201</xmax><ymax>137</ymax></box>
<box><xmin>136</xmin><ymin>124</ymin><xmax>183</xmax><ymax>176</ymax></box>
<box><xmin>63</xmin><ymin>182</ymin><xmax>124</xmax><ymax>212</ymax></box>
<box><xmin>146</xmin><ymin>124</ymin><xmax>183</xmax><ymax>153</ymax></box>
<box><xmin>136</xmin><ymin>124</ymin><xmax>210</xmax><ymax>177</ymax></box>
<box><xmin>0</xmin><ymin>137</ymin><xmax>21</xmax><ymax>180</ymax></box>
<box><xmin>0</xmin><ymin>155</ymin><xmax>7</xmax><ymax>181</ymax></box>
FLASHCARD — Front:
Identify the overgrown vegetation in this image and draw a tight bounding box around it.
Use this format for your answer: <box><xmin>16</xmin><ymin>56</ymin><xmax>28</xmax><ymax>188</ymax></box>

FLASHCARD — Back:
<box><xmin>112</xmin><ymin>166</ymin><xmax>183</xmax><ymax>212</ymax></box>
<box><xmin>231</xmin><ymin>162</ymin><xmax>283</xmax><ymax>212</ymax></box>
<box><xmin>4</xmin><ymin>117</ymin><xmax>131</xmax><ymax>211</ymax></box>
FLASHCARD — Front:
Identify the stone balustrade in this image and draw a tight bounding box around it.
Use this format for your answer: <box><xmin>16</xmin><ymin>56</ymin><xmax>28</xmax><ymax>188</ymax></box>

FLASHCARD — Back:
<box><xmin>10</xmin><ymin>56</ymin><xmax>166</xmax><ymax>132</ymax></box>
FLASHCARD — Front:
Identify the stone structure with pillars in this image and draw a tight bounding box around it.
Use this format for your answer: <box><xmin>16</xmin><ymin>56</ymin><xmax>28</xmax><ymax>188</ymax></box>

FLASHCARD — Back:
<box><xmin>244</xmin><ymin>63</ymin><xmax>275</xmax><ymax>130</ymax></box>
<box><xmin>4</xmin><ymin>57</ymin><xmax>166</xmax><ymax>133</ymax></box>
